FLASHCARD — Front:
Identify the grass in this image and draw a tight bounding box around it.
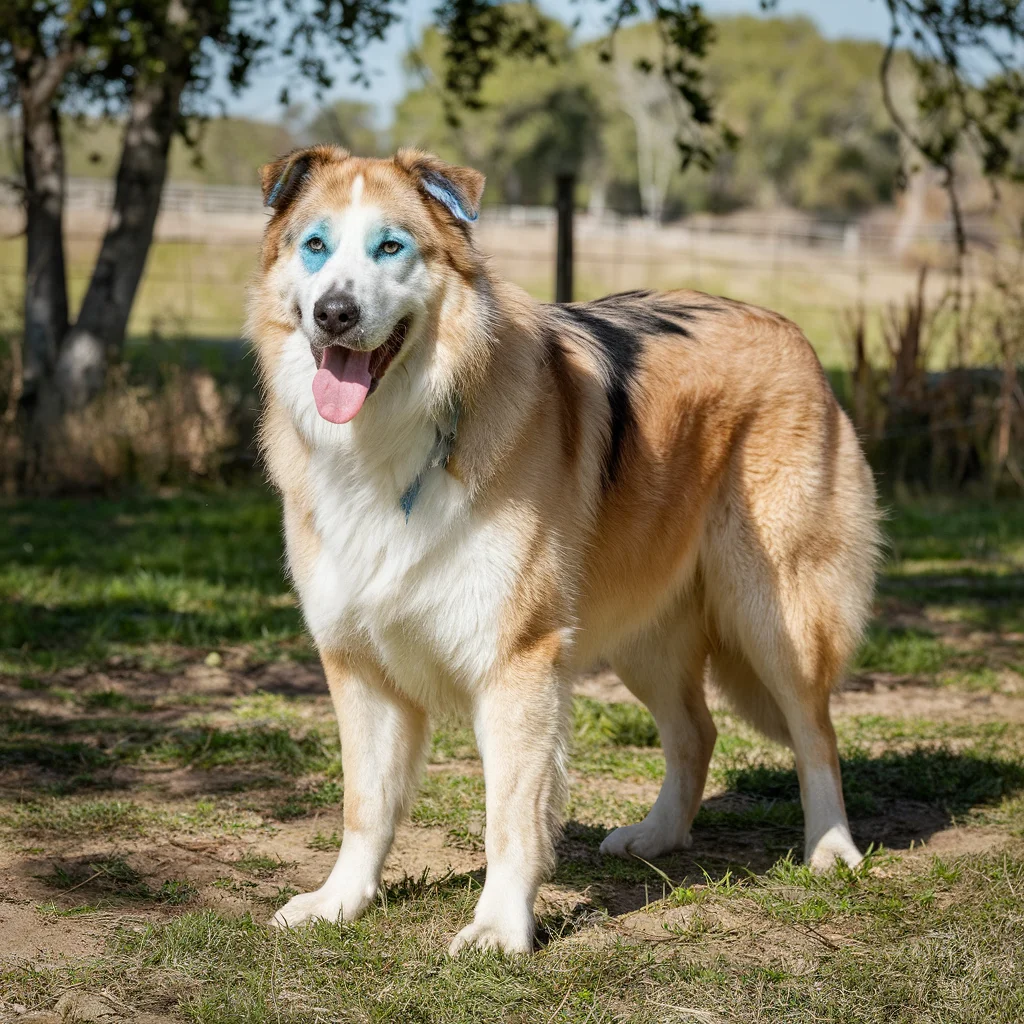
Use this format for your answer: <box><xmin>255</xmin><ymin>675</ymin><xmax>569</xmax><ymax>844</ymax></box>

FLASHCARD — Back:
<box><xmin>854</xmin><ymin>626</ymin><xmax>950</xmax><ymax>675</ymax></box>
<box><xmin>2</xmin><ymin>799</ymin><xmax>153</xmax><ymax>838</ymax></box>
<box><xmin>0</xmin><ymin>489</ymin><xmax>306</xmax><ymax>674</ymax></box>
<box><xmin>35</xmin><ymin>855</ymin><xmax>198</xmax><ymax>909</ymax></box>
<box><xmin>574</xmin><ymin>697</ymin><xmax>661</xmax><ymax>748</ymax></box>
<box><xmin>8</xmin><ymin>852</ymin><xmax>1023</xmax><ymax>1022</ymax></box>
<box><xmin>1</xmin><ymin>489</ymin><xmax>1023</xmax><ymax>1021</ymax></box>
<box><xmin>0</xmin><ymin>707</ymin><xmax>338</xmax><ymax>791</ymax></box>
<box><xmin>0</xmin><ymin>237</ymin><xmax>256</xmax><ymax>339</ymax></box>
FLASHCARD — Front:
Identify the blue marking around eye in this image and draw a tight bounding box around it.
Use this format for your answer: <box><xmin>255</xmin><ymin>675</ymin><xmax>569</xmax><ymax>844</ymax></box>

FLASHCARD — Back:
<box><xmin>422</xmin><ymin>175</ymin><xmax>477</xmax><ymax>222</ymax></box>
<box><xmin>368</xmin><ymin>226</ymin><xmax>417</xmax><ymax>263</ymax></box>
<box><xmin>299</xmin><ymin>220</ymin><xmax>334</xmax><ymax>273</ymax></box>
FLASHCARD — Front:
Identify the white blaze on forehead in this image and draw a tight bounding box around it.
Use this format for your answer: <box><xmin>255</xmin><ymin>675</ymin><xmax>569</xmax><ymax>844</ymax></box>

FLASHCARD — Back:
<box><xmin>351</xmin><ymin>173</ymin><xmax>365</xmax><ymax>207</ymax></box>
<box><xmin>326</xmin><ymin>200</ymin><xmax>386</xmax><ymax>261</ymax></box>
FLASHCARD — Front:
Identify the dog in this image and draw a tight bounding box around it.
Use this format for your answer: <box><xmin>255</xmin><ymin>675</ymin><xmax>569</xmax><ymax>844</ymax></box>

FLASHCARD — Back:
<box><xmin>247</xmin><ymin>146</ymin><xmax>880</xmax><ymax>955</ymax></box>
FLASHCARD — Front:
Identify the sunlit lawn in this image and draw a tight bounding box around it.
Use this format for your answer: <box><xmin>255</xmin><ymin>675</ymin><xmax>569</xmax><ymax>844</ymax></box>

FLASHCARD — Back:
<box><xmin>1</xmin><ymin>488</ymin><xmax>1023</xmax><ymax>1022</ymax></box>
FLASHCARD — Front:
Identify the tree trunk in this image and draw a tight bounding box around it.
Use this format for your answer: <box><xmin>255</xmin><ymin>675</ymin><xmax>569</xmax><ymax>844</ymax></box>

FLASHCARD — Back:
<box><xmin>56</xmin><ymin>72</ymin><xmax>186</xmax><ymax>409</ymax></box>
<box><xmin>13</xmin><ymin>42</ymin><xmax>81</xmax><ymax>483</ymax></box>
<box><xmin>18</xmin><ymin>63</ymin><xmax>71</xmax><ymax>430</ymax></box>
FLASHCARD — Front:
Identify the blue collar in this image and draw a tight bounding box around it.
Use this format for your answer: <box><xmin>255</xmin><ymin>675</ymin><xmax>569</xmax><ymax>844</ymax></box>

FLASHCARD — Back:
<box><xmin>400</xmin><ymin>400</ymin><xmax>460</xmax><ymax>521</ymax></box>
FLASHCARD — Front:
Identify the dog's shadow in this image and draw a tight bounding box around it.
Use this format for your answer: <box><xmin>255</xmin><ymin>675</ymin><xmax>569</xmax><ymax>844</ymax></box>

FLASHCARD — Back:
<box><xmin>545</xmin><ymin>745</ymin><xmax>1024</xmax><ymax>922</ymax></box>
<box><xmin>353</xmin><ymin>744</ymin><xmax>1024</xmax><ymax>950</ymax></box>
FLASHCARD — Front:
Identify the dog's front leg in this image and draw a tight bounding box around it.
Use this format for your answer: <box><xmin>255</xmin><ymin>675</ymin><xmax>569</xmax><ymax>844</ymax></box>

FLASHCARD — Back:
<box><xmin>272</xmin><ymin>653</ymin><xmax>428</xmax><ymax>929</ymax></box>
<box><xmin>449</xmin><ymin>656</ymin><xmax>570</xmax><ymax>955</ymax></box>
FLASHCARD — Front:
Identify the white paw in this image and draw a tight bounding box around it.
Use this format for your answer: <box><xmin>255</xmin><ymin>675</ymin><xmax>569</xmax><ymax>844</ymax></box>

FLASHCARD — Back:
<box><xmin>806</xmin><ymin>826</ymin><xmax>863</xmax><ymax>872</ymax></box>
<box><xmin>448</xmin><ymin>918</ymin><xmax>534</xmax><ymax>956</ymax></box>
<box><xmin>599</xmin><ymin>819</ymin><xmax>691</xmax><ymax>860</ymax></box>
<box><xmin>269</xmin><ymin>878</ymin><xmax>376</xmax><ymax>929</ymax></box>
<box><xmin>271</xmin><ymin>889</ymin><xmax>342</xmax><ymax>929</ymax></box>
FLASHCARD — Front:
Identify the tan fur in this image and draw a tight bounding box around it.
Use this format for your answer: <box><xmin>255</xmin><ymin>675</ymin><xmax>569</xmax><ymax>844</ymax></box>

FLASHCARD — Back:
<box><xmin>249</xmin><ymin>148</ymin><xmax>880</xmax><ymax>953</ymax></box>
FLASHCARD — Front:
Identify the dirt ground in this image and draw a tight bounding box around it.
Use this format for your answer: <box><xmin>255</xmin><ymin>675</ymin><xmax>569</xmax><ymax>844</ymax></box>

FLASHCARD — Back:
<box><xmin>2</xmin><ymin>648</ymin><xmax>1020</xmax><ymax>997</ymax></box>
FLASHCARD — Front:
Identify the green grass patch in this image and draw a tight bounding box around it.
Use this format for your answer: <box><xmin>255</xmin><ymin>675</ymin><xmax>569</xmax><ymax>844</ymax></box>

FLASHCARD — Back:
<box><xmin>885</xmin><ymin>499</ymin><xmax>1024</xmax><ymax>565</ymax></box>
<box><xmin>233</xmin><ymin>851</ymin><xmax>285</xmax><ymax>877</ymax></box>
<box><xmin>1</xmin><ymin>799</ymin><xmax>153</xmax><ymax>838</ymax></box>
<box><xmin>1</xmin><ymin>706</ymin><xmax>337</xmax><ymax>783</ymax></box>
<box><xmin>306</xmin><ymin>830</ymin><xmax>341</xmax><ymax>852</ymax></box>
<box><xmin>79</xmin><ymin>689</ymin><xmax>152</xmax><ymax>712</ymax></box>
<box><xmin>0</xmin><ymin>488</ymin><xmax>306</xmax><ymax>672</ymax></box>
<box><xmin>854</xmin><ymin>625</ymin><xmax>951</xmax><ymax>675</ymax></box>
<box><xmin>574</xmin><ymin>697</ymin><xmax>660</xmax><ymax>748</ymax></box>
<box><xmin>718</xmin><ymin>744</ymin><xmax>1024</xmax><ymax>822</ymax></box>
<box><xmin>412</xmin><ymin>773</ymin><xmax>486</xmax><ymax>833</ymax></box>
<box><xmin>37</xmin><ymin>854</ymin><xmax>198</xmax><ymax>909</ymax></box>
<box><xmin>6</xmin><ymin>851</ymin><xmax>1020</xmax><ymax>1022</ymax></box>
<box><xmin>430</xmin><ymin>723</ymin><xmax>478</xmax><ymax>762</ymax></box>
<box><xmin>150</xmin><ymin>724</ymin><xmax>335</xmax><ymax>775</ymax></box>
<box><xmin>271</xmin><ymin>779</ymin><xmax>344</xmax><ymax>821</ymax></box>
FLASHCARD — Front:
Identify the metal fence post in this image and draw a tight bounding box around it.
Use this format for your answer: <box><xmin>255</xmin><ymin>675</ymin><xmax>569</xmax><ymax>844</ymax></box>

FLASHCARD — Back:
<box><xmin>555</xmin><ymin>173</ymin><xmax>575</xmax><ymax>303</ymax></box>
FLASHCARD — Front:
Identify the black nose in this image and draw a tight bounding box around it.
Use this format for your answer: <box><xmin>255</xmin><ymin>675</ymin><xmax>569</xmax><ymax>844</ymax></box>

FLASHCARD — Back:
<box><xmin>313</xmin><ymin>289</ymin><xmax>361</xmax><ymax>336</ymax></box>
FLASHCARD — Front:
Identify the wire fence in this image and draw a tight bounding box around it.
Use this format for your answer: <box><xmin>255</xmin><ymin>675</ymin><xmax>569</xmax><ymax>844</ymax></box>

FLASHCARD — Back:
<box><xmin>0</xmin><ymin>179</ymin><xmax>978</xmax><ymax>365</ymax></box>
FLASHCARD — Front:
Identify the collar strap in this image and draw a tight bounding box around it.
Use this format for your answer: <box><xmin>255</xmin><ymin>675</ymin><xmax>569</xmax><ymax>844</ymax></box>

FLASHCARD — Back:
<box><xmin>400</xmin><ymin>400</ymin><xmax>460</xmax><ymax>521</ymax></box>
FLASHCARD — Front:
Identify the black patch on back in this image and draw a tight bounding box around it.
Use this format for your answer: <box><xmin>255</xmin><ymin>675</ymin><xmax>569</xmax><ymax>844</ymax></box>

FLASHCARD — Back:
<box><xmin>554</xmin><ymin>304</ymin><xmax>642</xmax><ymax>488</ymax></box>
<box><xmin>651</xmin><ymin>300</ymin><xmax>726</xmax><ymax>321</ymax></box>
<box><xmin>551</xmin><ymin>294</ymin><xmax>720</xmax><ymax>488</ymax></box>
<box><xmin>591</xmin><ymin>289</ymin><xmax>653</xmax><ymax>305</ymax></box>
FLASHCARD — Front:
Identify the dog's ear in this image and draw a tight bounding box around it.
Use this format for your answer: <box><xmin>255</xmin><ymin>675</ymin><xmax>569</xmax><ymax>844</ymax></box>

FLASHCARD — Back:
<box><xmin>396</xmin><ymin>149</ymin><xmax>485</xmax><ymax>224</ymax></box>
<box><xmin>260</xmin><ymin>146</ymin><xmax>348</xmax><ymax>212</ymax></box>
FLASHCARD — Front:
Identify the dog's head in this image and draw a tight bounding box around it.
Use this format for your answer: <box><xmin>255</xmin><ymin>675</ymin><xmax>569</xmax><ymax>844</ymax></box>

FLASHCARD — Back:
<box><xmin>250</xmin><ymin>146</ymin><xmax>486</xmax><ymax>429</ymax></box>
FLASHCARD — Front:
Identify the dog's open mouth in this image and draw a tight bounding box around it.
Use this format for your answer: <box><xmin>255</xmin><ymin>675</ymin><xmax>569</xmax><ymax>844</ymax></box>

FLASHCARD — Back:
<box><xmin>311</xmin><ymin>318</ymin><xmax>410</xmax><ymax>424</ymax></box>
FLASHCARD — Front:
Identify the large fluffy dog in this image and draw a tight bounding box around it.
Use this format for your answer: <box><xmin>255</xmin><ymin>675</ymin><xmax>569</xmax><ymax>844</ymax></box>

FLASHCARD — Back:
<box><xmin>248</xmin><ymin>146</ymin><xmax>879</xmax><ymax>955</ymax></box>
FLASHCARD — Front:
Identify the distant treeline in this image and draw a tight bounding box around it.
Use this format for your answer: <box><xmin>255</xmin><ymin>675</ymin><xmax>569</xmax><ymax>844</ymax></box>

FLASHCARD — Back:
<box><xmin>0</xmin><ymin>14</ymin><xmax>910</xmax><ymax>219</ymax></box>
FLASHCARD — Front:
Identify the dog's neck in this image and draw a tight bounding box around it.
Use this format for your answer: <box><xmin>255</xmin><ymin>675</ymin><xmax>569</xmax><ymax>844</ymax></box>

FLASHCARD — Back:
<box><xmin>426</xmin><ymin>272</ymin><xmax>545</xmax><ymax>498</ymax></box>
<box><xmin>294</xmin><ymin>264</ymin><xmax>543</xmax><ymax>513</ymax></box>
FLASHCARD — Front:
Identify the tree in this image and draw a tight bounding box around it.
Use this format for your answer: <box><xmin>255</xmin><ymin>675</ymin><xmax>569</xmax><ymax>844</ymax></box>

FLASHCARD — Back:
<box><xmin>612</xmin><ymin>33</ymin><xmax>685</xmax><ymax>222</ymax></box>
<box><xmin>693</xmin><ymin>16</ymin><xmax>901</xmax><ymax>214</ymax></box>
<box><xmin>394</xmin><ymin>10</ymin><xmax>603</xmax><ymax>207</ymax></box>
<box><xmin>305</xmin><ymin>100</ymin><xmax>381</xmax><ymax>155</ymax></box>
<box><xmin>0</xmin><ymin>0</ymin><xmax>404</xmax><ymax>481</ymax></box>
<box><xmin>763</xmin><ymin>0</ymin><xmax>1024</xmax><ymax>251</ymax></box>
<box><xmin>397</xmin><ymin>15</ymin><xmax>905</xmax><ymax>219</ymax></box>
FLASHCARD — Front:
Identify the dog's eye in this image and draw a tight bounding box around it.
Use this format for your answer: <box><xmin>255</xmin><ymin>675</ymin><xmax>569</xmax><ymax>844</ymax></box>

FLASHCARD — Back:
<box><xmin>380</xmin><ymin>240</ymin><xmax>403</xmax><ymax>256</ymax></box>
<box><xmin>305</xmin><ymin>236</ymin><xmax>326</xmax><ymax>253</ymax></box>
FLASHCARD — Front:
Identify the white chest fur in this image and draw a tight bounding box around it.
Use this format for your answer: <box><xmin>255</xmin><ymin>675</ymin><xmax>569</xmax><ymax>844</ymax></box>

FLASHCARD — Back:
<box><xmin>293</xmin><ymin>443</ymin><xmax>521</xmax><ymax>708</ymax></box>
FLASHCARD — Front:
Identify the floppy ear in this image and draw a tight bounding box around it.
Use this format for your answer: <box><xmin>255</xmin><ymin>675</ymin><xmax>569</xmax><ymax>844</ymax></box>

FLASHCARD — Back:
<box><xmin>396</xmin><ymin>149</ymin><xmax>485</xmax><ymax>223</ymax></box>
<box><xmin>259</xmin><ymin>145</ymin><xmax>348</xmax><ymax>212</ymax></box>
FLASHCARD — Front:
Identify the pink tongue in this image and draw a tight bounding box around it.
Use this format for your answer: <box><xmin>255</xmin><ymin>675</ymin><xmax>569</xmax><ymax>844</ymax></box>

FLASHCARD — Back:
<box><xmin>312</xmin><ymin>347</ymin><xmax>372</xmax><ymax>424</ymax></box>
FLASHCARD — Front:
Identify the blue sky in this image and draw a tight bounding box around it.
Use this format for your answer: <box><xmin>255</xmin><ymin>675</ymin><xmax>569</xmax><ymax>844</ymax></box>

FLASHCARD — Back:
<box><xmin>221</xmin><ymin>0</ymin><xmax>894</xmax><ymax>125</ymax></box>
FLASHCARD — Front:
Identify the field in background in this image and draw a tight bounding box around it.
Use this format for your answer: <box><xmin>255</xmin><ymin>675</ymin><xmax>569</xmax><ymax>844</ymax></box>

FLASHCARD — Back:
<box><xmin>0</xmin><ymin>183</ymin><xmax>973</xmax><ymax>372</ymax></box>
<box><xmin>0</xmin><ymin>489</ymin><xmax>1022</xmax><ymax>1022</ymax></box>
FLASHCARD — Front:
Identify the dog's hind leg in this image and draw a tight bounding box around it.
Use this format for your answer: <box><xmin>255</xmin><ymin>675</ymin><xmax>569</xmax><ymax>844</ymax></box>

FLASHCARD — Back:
<box><xmin>449</xmin><ymin>645</ymin><xmax>571</xmax><ymax>956</ymax></box>
<box><xmin>705</xmin><ymin>529</ymin><xmax>868</xmax><ymax>872</ymax></box>
<box><xmin>600</xmin><ymin>607</ymin><xmax>714</xmax><ymax>860</ymax></box>
<box><xmin>272</xmin><ymin>651</ymin><xmax>428</xmax><ymax>929</ymax></box>
<box><xmin>711</xmin><ymin>636</ymin><xmax>861</xmax><ymax>869</ymax></box>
